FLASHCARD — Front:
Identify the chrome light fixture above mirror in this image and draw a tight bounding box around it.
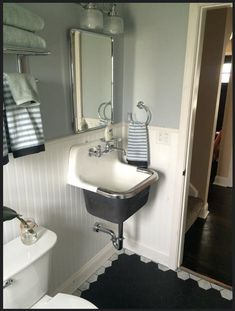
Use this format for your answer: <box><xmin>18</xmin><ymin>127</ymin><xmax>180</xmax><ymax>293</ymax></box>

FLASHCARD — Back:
<box><xmin>79</xmin><ymin>3</ymin><xmax>124</xmax><ymax>35</ymax></box>
<box><xmin>104</xmin><ymin>4</ymin><xmax>124</xmax><ymax>35</ymax></box>
<box><xmin>80</xmin><ymin>3</ymin><xmax>103</xmax><ymax>30</ymax></box>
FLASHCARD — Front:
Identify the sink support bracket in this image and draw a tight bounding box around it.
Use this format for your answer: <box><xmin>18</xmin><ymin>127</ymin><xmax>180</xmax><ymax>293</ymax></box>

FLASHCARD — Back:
<box><xmin>93</xmin><ymin>222</ymin><xmax>124</xmax><ymax>250</ymax></box>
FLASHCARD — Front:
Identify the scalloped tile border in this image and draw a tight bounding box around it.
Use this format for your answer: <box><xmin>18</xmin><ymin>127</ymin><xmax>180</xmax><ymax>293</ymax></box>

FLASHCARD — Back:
<box><xmin>176</xmin><ymin>268</ymin><xmax>232</xmax><ymax>300</ymax></box>
<box><xmin>73</xmin><ymin>248</ymin><xmax>233</xmax><ymax>301</ymax></box>
<box><xmin>158</xmin><ymin>263</ymin><xmax>170</xmax><ymax>271</ymax></box>
<box><xmin>73</xmin><ymin>250</ymin><xmax>121</xmax><ymax>295</ymax></box>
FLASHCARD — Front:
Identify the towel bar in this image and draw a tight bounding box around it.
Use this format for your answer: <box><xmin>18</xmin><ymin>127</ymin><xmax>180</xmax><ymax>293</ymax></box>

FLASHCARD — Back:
<box><xmin>3</xmin><ymin>47</ymin><xmax>51</xmax><ymax>77</ymax></box>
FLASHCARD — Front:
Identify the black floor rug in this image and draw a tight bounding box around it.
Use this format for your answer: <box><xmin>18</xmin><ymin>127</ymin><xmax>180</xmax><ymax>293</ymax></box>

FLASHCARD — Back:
<box><xmin>81</xmin><ymin>253</ymin><xmax>232</xmax><ymax>308</ymax></box>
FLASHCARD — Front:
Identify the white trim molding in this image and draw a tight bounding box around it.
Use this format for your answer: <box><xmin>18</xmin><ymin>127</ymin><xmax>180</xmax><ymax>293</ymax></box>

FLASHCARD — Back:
<box><xmin>124</xmin><ymin>238</ymin><xmax>170</xmax><ymax>268</ymax></box>
<box><xmin>169</xmin><ymin>2</ymin><xmax>232</xmax><ymax>270</ymax></box>
<box><xmin>189</xmin><ymin>182</ymin><xmax>199</xmax><ymax>198</ymax></box>
<box><xmin>199</xmin><ymin>203</ymin><xmax>209</xmax><ymax>219</ymax></box>
<box><xmin>214</xmin><ymin>176</ymin><xmax>232</xmax><ymax>188</ymax></box>
<box><xmin>169</xmin><ymin>3</ymin><xmax>205</xmax><ymax>270</ymax></box>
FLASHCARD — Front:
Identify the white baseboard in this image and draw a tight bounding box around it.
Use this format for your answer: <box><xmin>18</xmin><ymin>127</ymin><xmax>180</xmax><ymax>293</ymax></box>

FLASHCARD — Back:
<box><xmin>198</xmin><ymin>203</ymin><xmax>209</xmax><ymax>219</ymax></box>
<box><xmin>189</xmin><ymin>182</ymin><xmax>199</xmax><ymax>198</ymax></box>
<box><xmin>214</xmin><ymin>175</ymin><xmax>231</xmax><ymax>187</ymax></box>
<box><xmin>52</xmin><ymin>240</ymin><xmax>170</xmax><ymax>297</ymax></box>
<box><xmin>124</xmin><ymin>238</ymin><xmax>170</xmax><ymax>268</ymax></box>
<box><xmin>51</xmin><ymin>242</ymin><xmax>115</xmax><ymax>296</ymax></box>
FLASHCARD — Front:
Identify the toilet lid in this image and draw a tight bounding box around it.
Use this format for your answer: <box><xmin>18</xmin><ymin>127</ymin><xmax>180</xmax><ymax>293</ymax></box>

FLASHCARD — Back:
<box><xmin>34</xmin><ymin>293</ymin><xmax>97</xmax><ymax>309</ymax></box>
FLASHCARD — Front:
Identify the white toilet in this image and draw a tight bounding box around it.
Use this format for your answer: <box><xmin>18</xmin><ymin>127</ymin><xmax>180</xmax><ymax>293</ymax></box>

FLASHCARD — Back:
<box><xmin>3</xmin><ymin>227</ymin><xmax>97</xmax><ymax>309</ymax></box>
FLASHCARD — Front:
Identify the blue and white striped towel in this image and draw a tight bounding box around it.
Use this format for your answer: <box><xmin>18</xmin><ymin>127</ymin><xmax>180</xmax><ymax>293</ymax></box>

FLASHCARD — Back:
<box><xmin>127</xmin><ymin>121</ymin><xmax>149</xmax><ymax>167</ymax></box>
<box><xmin>3</xmin><ymin>103</ymin><xmax>9</xmax><ymax>165</ymax></box>
<box><xmin>3</xmin><ymin>73</ymin><xmax>45</xmax><ymax>163</ymax></box>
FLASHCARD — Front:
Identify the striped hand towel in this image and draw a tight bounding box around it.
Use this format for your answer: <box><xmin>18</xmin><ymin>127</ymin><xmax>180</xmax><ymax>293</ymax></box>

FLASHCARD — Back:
<box><xmin>127</xmin><ymin>121</ymin><xmax>149</xmax><ymax>168</ymax></box>
<box><xmin>3</xmin><ymin>73</ymin><xmax>45</xmax><ymax>161</ymax></box>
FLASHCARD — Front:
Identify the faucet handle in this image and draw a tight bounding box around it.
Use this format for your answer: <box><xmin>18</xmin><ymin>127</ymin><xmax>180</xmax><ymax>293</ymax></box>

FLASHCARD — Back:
<box><xmin>88</xmin><ymin>147</ymin><xmax>96</xmax><ymax>157</ymax></box>
<box><xmin>104</xmin><ymin>142</ymin><xmax>111</xmax><ymax>151</ymax></box>
<box><xmin>96</xmin><ymin>145</ymin><xmax>102</xmax><ymax>157</ymax></box>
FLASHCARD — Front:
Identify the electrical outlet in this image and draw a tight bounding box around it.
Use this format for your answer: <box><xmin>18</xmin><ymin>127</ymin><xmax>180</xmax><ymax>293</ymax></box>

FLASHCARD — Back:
<box><xmin>156</xmin><ymin>130</ymin><xmax>170</xmax><ymax>145</ymax></box>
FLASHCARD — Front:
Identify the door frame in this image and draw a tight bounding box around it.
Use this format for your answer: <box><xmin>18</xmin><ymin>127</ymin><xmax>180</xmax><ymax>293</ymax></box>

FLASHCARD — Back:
<box><xmin>168</xmin><ymin>2</ymin><xmax>233</xmax><ymax>270</ymax></box>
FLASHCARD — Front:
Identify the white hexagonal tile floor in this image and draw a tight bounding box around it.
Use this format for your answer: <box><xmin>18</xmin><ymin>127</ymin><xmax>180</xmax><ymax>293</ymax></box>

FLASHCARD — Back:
<box><xmin>140</xmin><ymin>256</ymin><xmax>151</xmax><ymax>263</ymax></box>
<box><xmin>158</xmin><ymin>264</ymin><xmax>170</xmax><ymax>272</ymax></box>
<box><xmin>177</xmin><ymin>270</ymin><xmax>190</xmax><ymax>280</ymax></box>
<box><xmin>198</xmin><ymin>279</ymin><xmax>212</xmax><ymax>290</ymax></box>
<box><xmin>87</xmin><ymin>274</ymin><xmax>98</xmax><ymax>283</ymax></box>
<box><xmin>78</xmin><ymin>281</ymin><xmax>90</xmax><ymax>291</ymax></box>
<box><xmin>189</xmin><ymin>273</ymin><xmax>201</xmax><ymax>281</ymax></box>
<box><xmin>220</xmin><ymin>289</ymin><xmax>233</xmax><ymax>300</ymax></box>
<box><xmin>124</xmin><ymin>249</ymin><xmax>135</xmax><ymax>256</ymax></box>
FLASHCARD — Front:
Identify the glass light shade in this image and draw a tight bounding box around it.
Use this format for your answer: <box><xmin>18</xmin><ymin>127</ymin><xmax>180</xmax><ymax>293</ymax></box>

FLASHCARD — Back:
<box><xmin>104</xmin><ymin>15</ymin><xmax>124</xmax><ymax>35</ymax></box>
<box><xmin>80</xmin><ymin>4</ymin><xmax>103</xmax><ymax>30</ymax></box>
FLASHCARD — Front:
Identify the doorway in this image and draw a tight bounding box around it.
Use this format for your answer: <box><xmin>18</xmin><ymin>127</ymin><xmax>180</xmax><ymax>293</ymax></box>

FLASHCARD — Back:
<box><xmin>179</xmin><ymin>6</ymin><xmax>232</xmax><ymax>287</ymax></box>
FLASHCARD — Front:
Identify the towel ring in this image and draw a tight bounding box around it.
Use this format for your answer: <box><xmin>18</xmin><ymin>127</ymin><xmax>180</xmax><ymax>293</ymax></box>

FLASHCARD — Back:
<box><xmin>98</xmin><ymin>102</ymin><xmax>111</xmax><ymax>121</ymax></box>
<box><xmin>137</xmin><ymin>101</ymin><xmax>151</xmax><ymax>125</ymax></box>
<box><xmin>129</xmin><ymin>101</ymin><xmax>152</xmax><ymax>126</ymax></box>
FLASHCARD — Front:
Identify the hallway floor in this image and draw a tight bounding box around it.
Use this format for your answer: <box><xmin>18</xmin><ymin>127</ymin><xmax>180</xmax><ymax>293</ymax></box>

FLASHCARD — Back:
<box><xmin>182</xmin><ymin>184</ymin><xmax>232</xmax><ymax>286</ymax></box>
<box><xmin>73</xmin><ymin>250</ymin><xmax>232</xmax><ymax>308</ymax></box>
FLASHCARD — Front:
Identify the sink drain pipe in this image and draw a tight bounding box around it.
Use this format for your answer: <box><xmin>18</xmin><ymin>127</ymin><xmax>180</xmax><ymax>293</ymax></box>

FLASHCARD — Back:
<box><xmin>93</xmin><ymin>222</ymin><xmax>124</xmax><ymax>250</ymax></box>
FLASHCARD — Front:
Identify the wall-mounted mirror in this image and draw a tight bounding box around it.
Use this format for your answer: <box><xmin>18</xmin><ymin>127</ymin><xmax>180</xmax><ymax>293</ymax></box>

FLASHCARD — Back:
<box><xmin>70</xmin><ymin>29</ymin><xmax>113</xmax><ymax>133</ymax></box>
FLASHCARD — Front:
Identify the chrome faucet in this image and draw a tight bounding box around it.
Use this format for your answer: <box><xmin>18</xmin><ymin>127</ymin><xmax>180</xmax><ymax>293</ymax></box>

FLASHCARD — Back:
<box><xmin>108</xmin><ymin>144</ymin><xmax>126</xmax><ymax>156</ymax></box>
<box><xmin>88</xmin><ymin>145</ymin><xmax>102</xmax><ymax>157</ymax></box>
<box><xmin>88</xmin><ymin>138</ymin><xmax>126</xmax><ymax>157</ymax></box>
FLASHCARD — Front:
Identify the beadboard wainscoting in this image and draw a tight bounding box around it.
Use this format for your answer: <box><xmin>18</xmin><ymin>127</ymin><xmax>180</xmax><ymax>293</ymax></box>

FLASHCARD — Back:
<box><xmin>4</xmin><ymin>122</ymin><xmax>180</xmax><ymax>293</ymax></box>
<box><xmin>3</xmin><ymin>124</ymin><xmax>122</xmax><ymax>294</ymax></box>
<box><xmin>122</xmin><ymin>124</ymin><xmax>180</xmax><ymax>268</ymax></box>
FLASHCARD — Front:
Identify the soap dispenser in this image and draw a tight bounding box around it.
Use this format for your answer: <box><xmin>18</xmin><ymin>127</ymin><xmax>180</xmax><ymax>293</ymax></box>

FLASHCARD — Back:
<box><xmin>104</xmin><ymin>121</ymin><xmax>113</xmax><ymax>141</ymax></box>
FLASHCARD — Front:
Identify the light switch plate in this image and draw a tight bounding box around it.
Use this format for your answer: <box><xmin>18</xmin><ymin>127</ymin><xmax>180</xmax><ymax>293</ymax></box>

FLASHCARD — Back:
<box><xmin>156</xmin><ymin>130</ymin><xmax>170</xmax><ymax>145</ymax></box>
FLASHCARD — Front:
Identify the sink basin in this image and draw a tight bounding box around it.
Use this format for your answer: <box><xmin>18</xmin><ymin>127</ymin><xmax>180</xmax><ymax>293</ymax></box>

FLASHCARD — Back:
<box><xmin>67</xmin><ymin>140</ymin><xmax>159</xmax><ymax>223</ymax></box>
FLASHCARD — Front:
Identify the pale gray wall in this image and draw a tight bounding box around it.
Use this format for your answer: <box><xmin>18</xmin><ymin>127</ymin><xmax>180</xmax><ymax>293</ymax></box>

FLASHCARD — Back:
<box><xmin>3</xmin><ymin>3</ymin><xmax>124</xmax><ymax>140</ymax></box>
<box><xmin>4</xmin><ymin>3</ymin><xmax>81</xmax><ymax>140</ymax></box>
<box><xmin>4</xmin><ymin>3</ymin><xmax>188</xmax><ymax>136</ymax></box>
<box><xmin>122</xmin><ymin>3</ymin><xmax>189</xmax><ymax>128</ymax></box>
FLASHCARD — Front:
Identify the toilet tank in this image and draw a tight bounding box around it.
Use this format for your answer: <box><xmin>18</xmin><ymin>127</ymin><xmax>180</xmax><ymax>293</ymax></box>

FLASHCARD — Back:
<box><xmin>3</xmin><ymin>227</ymin><xmax>57</xmax><ymax>309</ymax></box>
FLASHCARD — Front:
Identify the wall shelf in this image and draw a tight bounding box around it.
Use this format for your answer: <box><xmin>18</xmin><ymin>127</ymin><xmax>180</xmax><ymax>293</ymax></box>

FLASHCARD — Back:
<box><xmin>3</xmin><ymin>46</ymin><xmax>51</xmax><ymax>56</ymax></box>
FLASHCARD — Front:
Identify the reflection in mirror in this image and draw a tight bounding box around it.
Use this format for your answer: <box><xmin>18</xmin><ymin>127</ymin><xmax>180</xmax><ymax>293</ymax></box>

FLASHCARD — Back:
<box><xmin>70</xmin><ymin>29</ymin><xmax>113</xmax><ymax>133</ymax></box>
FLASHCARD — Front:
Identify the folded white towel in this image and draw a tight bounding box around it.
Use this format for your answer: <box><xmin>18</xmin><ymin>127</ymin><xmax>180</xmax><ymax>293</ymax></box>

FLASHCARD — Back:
<box><xmin>127</xmin><ymin>121</ymin><xmax>149</xmax><ymax>163</ymax></box>
<box><xmin>5</xmin><ymin>73</ymin><xmax>40</xmax><ymax>106</ymax></box>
